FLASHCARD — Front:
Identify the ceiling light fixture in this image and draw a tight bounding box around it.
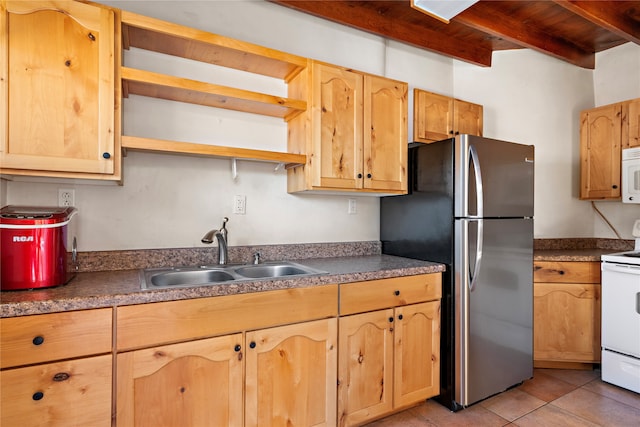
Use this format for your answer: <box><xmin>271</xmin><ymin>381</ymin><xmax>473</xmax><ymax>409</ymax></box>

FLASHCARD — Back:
<box><xmin>410</xmin><ymin>0</ymin><xmax>480</xmax><ymax>24</ymax></box>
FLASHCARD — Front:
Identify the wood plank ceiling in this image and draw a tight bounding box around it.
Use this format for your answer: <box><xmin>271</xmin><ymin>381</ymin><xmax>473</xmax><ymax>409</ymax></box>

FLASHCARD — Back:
<box><xmin>269</xmin><ymin>0</ymin><xmax>640</xmax><ymax>69</ymax></box>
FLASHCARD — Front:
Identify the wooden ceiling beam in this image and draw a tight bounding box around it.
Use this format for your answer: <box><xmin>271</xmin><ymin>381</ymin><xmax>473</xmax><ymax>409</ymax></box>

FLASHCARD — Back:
<box><xmin>455</xmin><ymin>4</ymin><xmax>595</xmax><ymax>68</ymax></box>
<box><xmin>553</xmin><ymin>0</ymin><xmax>640</xmax><ymax>45</ymax></box>
<box><xmin>270</xmin><ymin>0</ymin><xmax>494</xmax><ymax>67</ymax></box>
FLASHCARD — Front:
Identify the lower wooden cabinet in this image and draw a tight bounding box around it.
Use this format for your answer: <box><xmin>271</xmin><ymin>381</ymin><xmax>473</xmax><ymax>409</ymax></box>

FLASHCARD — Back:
<box><xmin>116</xmin><ymin>334</ymin><xmax>244</xmax><ymax>427</ymax></box>
<box><xmin>246</xmin><ymin>318</ymin><xmax>337</xmax><ymax>427</ymax></box>
<box><xmin>338</xmin><ymin>274</ymin><xmax>441</xmax><ymax>427</ymax></box>
<box><xmin>1</xmin><ymin>354</ymin><xmax>112</xmax><ymax>427</ymax></box>
<box><xmin>533</xmin><ymin>261</ymin><xmax>601</xmax><ymax>368</ymax></box>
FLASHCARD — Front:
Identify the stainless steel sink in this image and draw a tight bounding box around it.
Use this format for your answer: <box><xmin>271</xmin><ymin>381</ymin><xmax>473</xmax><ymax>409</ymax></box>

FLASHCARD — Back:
<box><xmin>141</xmin><ymin>261</ymin><xmax>326</xmax><ymax>290</ymax></box>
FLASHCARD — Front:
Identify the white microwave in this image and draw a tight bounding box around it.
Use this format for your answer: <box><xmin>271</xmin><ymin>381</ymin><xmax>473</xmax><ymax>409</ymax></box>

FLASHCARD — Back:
<box><xmin>622</xmin><ymin>147</ymin><xmax>640</xmax><ymax>203</ymax></box>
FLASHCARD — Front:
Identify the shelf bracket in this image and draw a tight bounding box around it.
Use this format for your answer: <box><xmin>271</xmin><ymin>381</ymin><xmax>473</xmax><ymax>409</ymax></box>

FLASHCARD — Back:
<box><xmin>274</xmin><ymin>162</ymin><xmax>285</xmax><ymax>172</ymax></box>
<box><xmin>231</xmin><ymin>158</ymin><xmax>238</xmax><ymax>181</ymax></box>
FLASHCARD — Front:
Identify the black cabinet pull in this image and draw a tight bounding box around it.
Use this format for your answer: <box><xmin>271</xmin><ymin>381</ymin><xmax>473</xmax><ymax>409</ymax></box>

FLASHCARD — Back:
<box><xmin>367</xmin><ymin>173</ymin><xmax>372</xmax><ymax>178</ymax></box>
<box><xmin>249</xmin><ymin>341</ymin><xmax>256</xmax><ymax>349</ymax></box>
<box><xmin>612</xmin><ymin>185</ymin><xmax>618</xmax><ymax>189</ymax></box>
<box><xmin>398</xmin><ymin>314</ymin><xmax>404</xmax><ymax>320</ymax></box>
<box><xmin>234</xmin><ymin>345</ymin><xmax>241</xmax><ymax>352</ymax></box>
<box><xmin>357</xmin><ymin>173</ymin><xmax>363</xmax><ymax>178</ymax></box>
<box><xmin>394</xmin><ymin>290</ymin><xmax>400</xmax><ymax>296</ymax></box>
<box><xmin>102</xmin><ymin>152</ymin><xmax>111</xmax><ymax>159</ymax></box>
<box><xmin>32</xmin><ymin>336</ymin><xmax>44</xmax><ymax>346</ymax></box>
<box><xmin>388</xmin><ymin>317</ymin><xmax>394</xmax><ymax>323</ymax></box>
<box><xmin>32</xmin><ymin>392</ymin><xmax>44</xmax><ymax>401</ymax></box>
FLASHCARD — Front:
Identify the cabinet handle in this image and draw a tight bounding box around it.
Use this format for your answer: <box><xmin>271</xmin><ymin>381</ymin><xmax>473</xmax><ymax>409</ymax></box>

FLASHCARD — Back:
<box><xmin>394</xmin><ymin>290</ymin><xmax>400</xmax><ymax>296</ymax></box>
<box><xmin>249</xmin><ymin>341</ymin><xmax>256</xmax><ymax>349</ymax></box>
<box><xmin>32</xmin><ymin>336</ymin><xmax>44</xmax><ymax>346</ymax></box>
<box><xmin>357</xmin><ymin>173</ymin><xmax>363</xmax><ymax>179</ymax></box>
<box><xmin>367</xmin><ymin>173</ymin><xmax>372</xmax><ymax>179</ymax></box>
<box><xmin>398</xmin><ymin>314</ymin><xmax>404</xmax><ymax>320</ymax></box>
<box><xmin>32</xmin><ymin>392</ymin><xmax>44</xmax><ymax>401</ymax></box>
<box><xmin>612</xmin><ymin>185</ymin><xmax>618</xmax><ymax>189</ymax></box>
<box><xmin>88</xmin><ymin>32</ymin><xmax>96</xmax><ymax>42</ymax></box>
<box><xmin>455</xmin><ymin>131</ymin><xmax>460</xmax><ymax>135</ymax></box>
<box><xmin>449</xmin><ymin>130</ymin><xmax>454</xmax><ymax>135</ymax></box>
<box><xmin>102</xmin><ymin>152</ymin><xmax>111</xmax><ymax>159</ymax></box>
<box><xmin>234</xmin><ymin>345</ymin><xmax>241</xmax><ymax>352</ymax></box>
<box><xmin>388</xmin><ymin>317</ymin><xmax>394</xmax><ymax>323</ymax></box>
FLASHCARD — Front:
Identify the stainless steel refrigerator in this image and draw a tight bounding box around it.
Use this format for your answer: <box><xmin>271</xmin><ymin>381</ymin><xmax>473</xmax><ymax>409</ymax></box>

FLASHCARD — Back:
<box><xmin>381</xmin><ymin>134</ymin><xmax>534</xmax><ymax>411</ymax></box>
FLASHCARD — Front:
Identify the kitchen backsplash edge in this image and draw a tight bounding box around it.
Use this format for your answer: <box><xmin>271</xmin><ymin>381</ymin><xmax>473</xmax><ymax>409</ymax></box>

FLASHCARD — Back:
<box><xmin>74</xmin><ymin>238</ymin><xmax>633</xmax><ymax>273</ymax></box>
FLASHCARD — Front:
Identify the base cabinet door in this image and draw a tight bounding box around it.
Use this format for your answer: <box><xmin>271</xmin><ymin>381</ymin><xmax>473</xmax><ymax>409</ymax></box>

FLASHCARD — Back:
<box><xmin>1</xmin><ymin>354</ymin><xmax>112</xmax><ymax>427</ymax></box>
<box><xmin>245</xmin><ymin>318</ymin><xmax>338</xmax><ymax>427</ymax></box>
<box><xmin>393</xmin><ymin>301</ymin><xmax>440</xmax><ymax>408</ymax></box>
<box><xmin>116</xmin><ymin>334</ymin><xmax>244</xmax><ymax>427</ymax></box>
<box><xmin>338</xmin><ymin>309</ymin><xmax>394</xmax><ymax>427</ymax></box>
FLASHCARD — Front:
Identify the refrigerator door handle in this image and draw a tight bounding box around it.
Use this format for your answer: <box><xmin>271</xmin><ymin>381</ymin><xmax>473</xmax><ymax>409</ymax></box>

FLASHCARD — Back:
<box><xmin>469</xmin><ymin>218</ymin><xmax>483</xmax><ymax>292</ymax></box>
<box><xmin>469</xmin><ymin>144</ymin><xmax>484</xmax><ymax>218</ymax></box>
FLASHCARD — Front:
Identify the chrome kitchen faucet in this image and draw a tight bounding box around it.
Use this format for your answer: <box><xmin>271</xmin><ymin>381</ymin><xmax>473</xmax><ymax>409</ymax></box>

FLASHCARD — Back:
<box><xmin>201</xmin><ymin>217</ymin><xmax>229</xmax><ymax>265</ymax></box>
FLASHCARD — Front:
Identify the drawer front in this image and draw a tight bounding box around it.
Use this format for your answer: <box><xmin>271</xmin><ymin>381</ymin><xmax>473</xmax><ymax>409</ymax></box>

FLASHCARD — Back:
<box><xmin>340</xmin><ymin>274</ymin><xmax>442</xmax><ymax>315</ymax></box>
<box><xmin>0</xmin><ymin>308</ymin><xmax>113</xmax><ymax>369</ymax></box>
<box><xmin>533</xmin><ymin>261</ymin><xmax>600</xmax><ymax>283</ymax></box>
<box><xmin>117</xmin><ymin>284</ymin><xmax>338</xmax><ymax>351</ymax></box>
<box><xmin>1</xmin><ymin>354</ymin><xmax>112</xmax><ymax>427</ymax></box>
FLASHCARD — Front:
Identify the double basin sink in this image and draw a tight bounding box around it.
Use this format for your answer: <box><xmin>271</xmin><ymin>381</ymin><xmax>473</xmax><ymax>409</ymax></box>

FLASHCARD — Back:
<box><xmin>141</xmin><ymin>261</ymin><xmax>326</xmax><ymax>290</ymax></box>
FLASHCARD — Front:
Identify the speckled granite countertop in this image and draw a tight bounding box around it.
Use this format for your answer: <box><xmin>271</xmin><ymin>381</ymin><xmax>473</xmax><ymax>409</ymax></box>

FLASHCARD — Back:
<box><xmin>534</xmin><ymin>238</ymin><xmax>634</xmax><ymax>262</ymax></box>
<box><xmin>0</xmin><ymin>254</ymin><xmax>444</xmax><ymax>318</ymax></box>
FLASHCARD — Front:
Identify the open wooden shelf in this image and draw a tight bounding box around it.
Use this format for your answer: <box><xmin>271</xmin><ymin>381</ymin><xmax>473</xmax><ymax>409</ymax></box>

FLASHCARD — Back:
<box><xmin>121</xmin><ymin>10</ymin><xmax>307</xmax><ymax>82</ymax></box>
<box><xmin>122</xmin><ymin>136</ymin><xmax>306</xmax><ymax>169</ymax></box>
<box><xmin>122</xmin><ymin>67</ymin><xmax>306</xmax><ymax>120</ymax></box>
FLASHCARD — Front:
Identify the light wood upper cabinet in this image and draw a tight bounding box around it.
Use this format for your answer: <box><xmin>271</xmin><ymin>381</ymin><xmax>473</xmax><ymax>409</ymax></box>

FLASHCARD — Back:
<box><xmin>0</xmin><ymin>0</ymin><xmax>120</xmax><ymax>180</ymax></box>
<box><xmin>533</xmin><ymin>261</ymin><xmax>601</xmax><ymax>368</ymax></box>
<box><xmin>413</xmin><ymin>89</ymin><xmax>483</xmax><ymax>143</ymax></box>
<box><xmin>628</xmin><ymin>98</ymin><xmax>640</xmax><ymax>148</ymax></box>
<box><xmin>246</xmin><ymin>318</ymin><xmax>337</xmax><ymax>427</ymax></box>
<box><xmin>116</xmin><ymin>334</ymin><xmax>244</xmax><ymax>427</ymax></box>
<box><xmin>580</xmin><ymin>103</ymin><xmax>625</xmax><ymax>199</ymax></box>
<box><xmin>288</xmin><ymin>61</ymin><xmax>408</xmax><ymax>194</ymax></box>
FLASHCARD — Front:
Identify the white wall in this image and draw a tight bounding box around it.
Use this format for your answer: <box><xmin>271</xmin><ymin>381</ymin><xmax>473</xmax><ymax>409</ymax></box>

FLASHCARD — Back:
<box><xmin>5</xmin><ymin>1</ymin><xmax>640</xmax><ymax>250</ymax></box>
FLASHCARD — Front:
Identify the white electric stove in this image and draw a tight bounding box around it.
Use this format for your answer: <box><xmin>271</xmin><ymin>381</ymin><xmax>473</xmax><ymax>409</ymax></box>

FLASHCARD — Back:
<box><xmin>600</xmin><ymin>230</ymin><xmax>640</xmax><ymax>393</ymax></box>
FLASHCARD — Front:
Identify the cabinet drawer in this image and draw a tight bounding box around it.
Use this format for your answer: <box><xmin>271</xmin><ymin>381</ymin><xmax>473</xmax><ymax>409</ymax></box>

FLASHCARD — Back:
<box><xmin>1</xmin><ymin>354</ymin><xmax>112</xmax><ymax>427</ymax></box>
<box><xmin>117</xmin><ymin>284</ymin><xmax>338</xmax><ymax>351</ymax></box>
<box><xmin>340</xmin><ymin>274</ymin><xmax>441</xmax><ymax>315</ymax></box>
<box><xmin>533</xmin><ymin>261</ymin><xmax>600</xmax><ymax>283</ymax></box>
<box><xmin>0</xmin><ymin>308</ymin><xmax>113</xmax><ymax>369</ymax></box>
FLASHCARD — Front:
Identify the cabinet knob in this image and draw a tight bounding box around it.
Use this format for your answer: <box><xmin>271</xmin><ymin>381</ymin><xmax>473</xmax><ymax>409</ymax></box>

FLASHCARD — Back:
<box><xmin>398</xmin><ymin>314</ymin><xmax>404</xmax><ymax>320</ymax></box>
<box><xmin>612</xmin><ymin>185</ymin><xmax>618</xmax><ymax>189</ymax></box>
<box><xmin>234</xmin><ymin>344</ymin><xmax>241</xmax><ymax>352</ymax></box>
<box><xmin>32</xmin><ymin>336</ymin><xmax>44</xmax><ymax>346</ymax></box>
<box><xmin>102</xmin><ymin>152</ymin><xmax>111</xmax><ymax>159</ymax></box>
<box><xmin>367</xmin><ymin>173</ymin><xmax>372</xmax><ymax>179</ymax></box>
<box><xmin>357</xmin><ymin>173</ymin><xmax>363</xmax><ymax>179</ymax></box>
<box><xmin>249</xmin><ymin>341</ymin><xmax>256</xmax><ymax>349</ymax></box>
<box><xmin>394</xmin><ymin>290</ymin><xmax>400</xmax><ymax>296</ymax></box>
<box><xmin>32</xmin><ymin>391</ymin><xmax>44</xmax><ymax>401</ymax></box>
<box><xmin>449</xmin><ymin>130</ymin><xmax>454</xmax><ymax>135</ymax></box>
<box><xmin>455</xmin><ymin>131</ymin><xmax>460</xmax><ymax>135</ymax></box>
<box><xmin>388</xmin><ymin>317</ymin><xmax>394</xmax><ymax>323</ymax></box>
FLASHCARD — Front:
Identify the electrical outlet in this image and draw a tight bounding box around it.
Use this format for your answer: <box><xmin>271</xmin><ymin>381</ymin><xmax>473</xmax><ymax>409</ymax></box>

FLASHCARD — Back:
<box><xmin>58</xmin><ymin>189</ymin><xmax>75</xmax><ymax>207</ymax></box>
<box><xmin>348</xmin><ymin>198</ymin><xmax>357</xmax><ymax>215</ymax></box>
<box><xmin>233</xmin><ymin>195</ymin><xmax>246</xmax><ymax>214</ymax></box>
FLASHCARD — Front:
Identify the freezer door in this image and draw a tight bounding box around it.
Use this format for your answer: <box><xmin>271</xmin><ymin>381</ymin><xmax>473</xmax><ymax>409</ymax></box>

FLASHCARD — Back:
<box><xmin>454</xmin><ymin>135</ymin><xmax>534</xmax><ymax>218</ymax></box>
<box><xmin>455</xmin><ymin>218</ymin><xmax>533</xmax><ymax>407</ymax></box>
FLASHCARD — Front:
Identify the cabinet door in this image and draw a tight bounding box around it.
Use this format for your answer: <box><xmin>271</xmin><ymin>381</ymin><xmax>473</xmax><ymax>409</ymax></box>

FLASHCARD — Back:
<box><xmin>394</xmin><ymin>301</ymin><xmax>441</xmax><ymax>408</ymax></box>
<box><xmin>628</xmin><ymin>98</ymin><xmax>640</xmax><ymax>148</ymax></box>
<box><xmin>413</xmin><ymin>89</ymin><xmax>453</xmax><ymax>142</ymax></box>
<box><xmin>312</xmin><ymin>63</ymin><xmax>363</xmax><ymax>190</ymax></box>
<box><xmin>364</xmin><ymin>75</ymin><xmax>407</xmax><ymax>192</ymax></box>
<box><xmin>1</xmin><ymin>1</ymin><xmax>116</xmax><ymax>176</ymax></box>
<box><xmin>534</xmin><ymin>282</ymin><xmax>601</xmax><ymax>363</ymax></box>
<box><xmin>338</xmin><ymin>309</ymin><xmax>394</xmax><ymax>427</ymax></box>
<box><xmin>453</xmin><ymin>99</ymin><xmax>483</xmax><ymax>137</ymax></box>
<box><xmin>580</xmin><ymin>104</ymin><xmax>623</xmax><ymax>199</ymax></box>
<box><xmin>116</xmin><ymin>334</ymin><xmax>244</xmax><ymax>427</ymax></box>
<box><xmin>1</xmin><ymin>354</ymin><xmax>112</xmax><ymax>427</ymax></box>
<box><xmin>246</xmin><ymin>318</ymin><xmax>337</xmax><ymax>427</ymax></box>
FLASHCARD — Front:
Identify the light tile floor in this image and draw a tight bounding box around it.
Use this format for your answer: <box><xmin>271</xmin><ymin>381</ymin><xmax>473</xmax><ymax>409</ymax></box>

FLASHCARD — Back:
<box><xmin>366</xmin><ymin>368</ymin><xmax>640</xmax><ymax>426</ymax></box>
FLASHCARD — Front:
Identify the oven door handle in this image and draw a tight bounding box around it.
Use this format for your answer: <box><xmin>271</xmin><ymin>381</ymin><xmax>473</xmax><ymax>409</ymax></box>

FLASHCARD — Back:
<box><xmin>602</xmin><ymin>263</ymin><xmax>640</xmax><ymax>275</ymax></box>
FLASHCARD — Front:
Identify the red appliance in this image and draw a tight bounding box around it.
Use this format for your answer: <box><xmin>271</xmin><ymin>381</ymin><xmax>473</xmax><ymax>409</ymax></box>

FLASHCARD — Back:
<box><xmin>1</xmin><ymin>206</ymin><xmax>77</xmax><ymax>291</ymax></box>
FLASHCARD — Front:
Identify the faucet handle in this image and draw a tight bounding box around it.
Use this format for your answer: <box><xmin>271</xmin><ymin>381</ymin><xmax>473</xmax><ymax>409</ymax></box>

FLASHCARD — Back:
<box><xmin>253</xmin><ymin>252</ymin><xmax>261</xmax><ymax>265</ymax></box>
